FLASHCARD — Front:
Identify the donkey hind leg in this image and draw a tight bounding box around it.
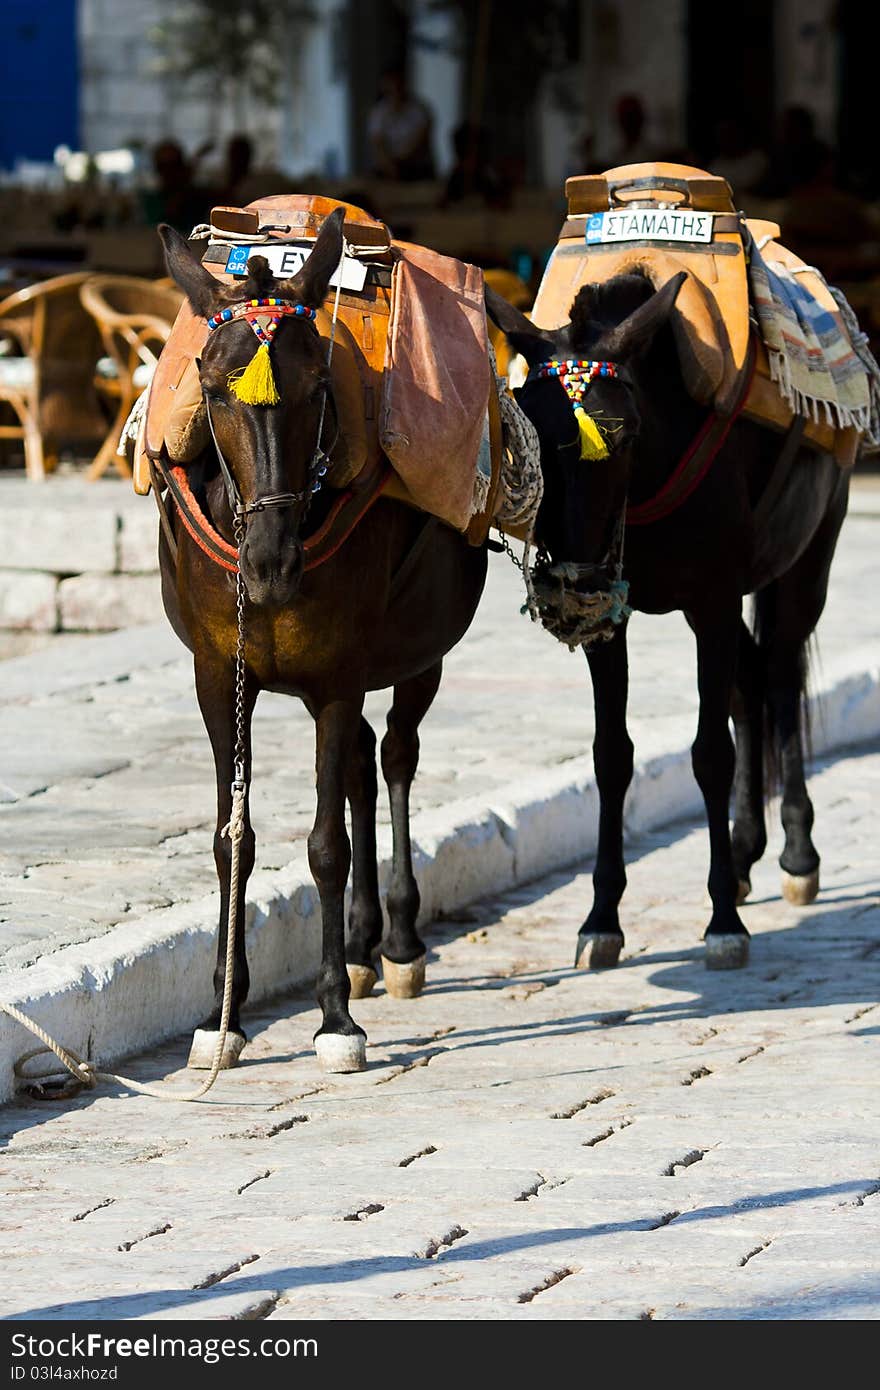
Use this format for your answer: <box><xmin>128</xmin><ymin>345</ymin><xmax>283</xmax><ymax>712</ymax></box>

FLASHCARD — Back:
<box><xmin>189</xmin><ymin>658</ymin><xmax>258</xmax><ymax>1069</ymax></box>
<box><xmin>345</xmin><ymin>717</ymin><xmax>383</xmax><ymax>999</ymax></box>
<box><xmin>379</xmin><ymin>662</ymin><xmax>443</xmax><ymax>998</ymax></box>
<box><xmin>311</xmin><ymin>699</ymin><xmax>367</xmax><ymax>1072</ymax></box>
<box><xmin>730</xmin><ymin>618</ymin><xmax>768</xmax><ymax>904</ymax></box>
<box><xmin>576</xmin><ymin>625</ymin><xmax>633</xmax><ymax>970</ymax></box>
<box><xmin>756</xmin><ymin>477</ymin><xmax>847</xmax><ymax>908</ymax></box>
<box><xmin>690</xmin><ymin>607</ymin><xmax>751</xmax><ymax>969</ymax></box>
<box><xmin>769</xmin><ymin>645</ymin><xmax>820</xmax><ymax>906</ymax></box>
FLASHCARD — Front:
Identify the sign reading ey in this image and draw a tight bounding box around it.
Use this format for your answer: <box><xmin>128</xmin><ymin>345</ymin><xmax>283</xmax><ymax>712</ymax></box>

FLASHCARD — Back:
<box><xmin>586</xmin><ymin>209</ymin><xmax>714</xmax><ymax>246</ymax></box>
<box><xmin>225</xmin><ymin>242</ymin><xmax>368</xmax><ymax>291</ymax></box>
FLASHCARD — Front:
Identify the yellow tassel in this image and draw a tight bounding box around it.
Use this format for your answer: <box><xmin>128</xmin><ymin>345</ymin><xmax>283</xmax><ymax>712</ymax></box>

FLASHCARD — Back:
<box><xmin>228</xmin><ymin>342</ymin><xmax>280</xmax><ymax>406</ymax></box>
<box><xmin>574</xmin><ymin>405</ymin><xmax>609</xmax><ymax>460</ymax></box>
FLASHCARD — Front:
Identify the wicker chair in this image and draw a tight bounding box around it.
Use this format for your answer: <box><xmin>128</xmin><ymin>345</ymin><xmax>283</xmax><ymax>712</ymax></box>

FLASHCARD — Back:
<box><xmin>79</xmin><ymin>275</ymin><xmax>183</xmax><ymax>481</ymax></box>
<box><xmin>0</xmin><ymin>273</ymin><xmax>106</xmax><ymax>480</ymax></box>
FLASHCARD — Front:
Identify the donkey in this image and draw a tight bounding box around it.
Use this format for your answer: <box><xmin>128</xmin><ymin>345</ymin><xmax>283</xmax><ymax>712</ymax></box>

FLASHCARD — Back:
<box><xmin>486</xmin><ymin>272</ymin><xmax>849</xmax><ymax>970</ymax></box>
<box><xmin>159</xmin><ymin>209</ymin><xmax>488</xmax><ymax>1071</ymax></box>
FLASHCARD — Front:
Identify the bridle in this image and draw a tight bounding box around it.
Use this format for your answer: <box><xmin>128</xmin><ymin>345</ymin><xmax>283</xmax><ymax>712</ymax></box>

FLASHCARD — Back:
<box><xmin>202</xmin><ymin>296</ymin><xmax>339</xmax><ymax>526</ymax></box>
<box><xmin>518</xmin><ymin>355</ymin><xmax>632</xmax><ymax>650</ymax></box>
<box><xmin>532</xmin><ymin>357</ymin><xmax>623</xmax><ymax>459</ymax></box>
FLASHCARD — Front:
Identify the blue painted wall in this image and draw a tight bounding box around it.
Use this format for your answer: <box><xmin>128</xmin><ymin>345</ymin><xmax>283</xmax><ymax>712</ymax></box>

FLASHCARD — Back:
<box><xmin>0</xmin><ymin>1</ymin><xmax>79</xmax><ymax>169</ymax></box>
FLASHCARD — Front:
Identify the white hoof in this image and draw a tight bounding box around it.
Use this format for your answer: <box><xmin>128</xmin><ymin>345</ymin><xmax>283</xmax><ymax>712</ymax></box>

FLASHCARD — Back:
<box><xmin>187</xmin><ymin>1028</ymin><xmax>247</xmax><ymax>1070</ymax></box>
<box><xmin>347</xmin><ymin>963</ymin><xmax>378</xmax><ymax>999</ymax></box>
<box><xmin>575</xmin><ymin>933</ymin><xmax>623</xmax><ymax>970</ymax></box>
<box><xmin>781</xmin><ymin>869</ymin><xmax>819</xmax><ymax>906</ymax></box>
<box><xmin>705</xmin><ymin>935</ymin><xmax>750</xmax><ymax>970</ymax></box>
<box><xmin>381</xmin><ymin>954</ymin><xmax>426</xmax><ymax>999</ymax></box>
<box><xmin>736</xmin><ymin>879</ymin><xmax>751</xmax><ymax>906</ymax></box>
<box><xmin>315</xmin><ymin>1032</ymin><xmax>367</xmax><ymax>1073</ymax></box>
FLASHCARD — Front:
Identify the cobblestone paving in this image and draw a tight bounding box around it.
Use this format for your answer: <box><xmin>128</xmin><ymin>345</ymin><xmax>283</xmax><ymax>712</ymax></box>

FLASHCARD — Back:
<box><xmin>1</xmin><ymin>511</ymin><xmax>877</xmax><ymax>973</ymax></box>
<box><xmin>2</xmin><ymin>745</ymin><xmax>878</xmax><ymax>1321</ymax></box>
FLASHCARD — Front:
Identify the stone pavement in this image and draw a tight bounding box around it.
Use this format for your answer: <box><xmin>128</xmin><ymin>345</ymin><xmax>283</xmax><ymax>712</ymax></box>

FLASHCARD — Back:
<box><xmin>1</xmin><ymin>507</ymin><xmax>878</xmax><ymax>976</ymax></box>
<box><xmin>0</xmin><ymin>743</ymin><xmax>878</xmax><ymax>1322</ymax></box>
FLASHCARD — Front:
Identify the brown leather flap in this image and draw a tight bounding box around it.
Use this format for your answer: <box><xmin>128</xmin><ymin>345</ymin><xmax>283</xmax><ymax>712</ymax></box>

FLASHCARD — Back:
<box><xmin>380</xmin><ymin>244</ymin><xmax>489</xmax><ymax>533</ymax></box>
<box><xmin>565</xmin><ymin>163</ymin><xmax>736</xmax><ymax>215</ymax></box>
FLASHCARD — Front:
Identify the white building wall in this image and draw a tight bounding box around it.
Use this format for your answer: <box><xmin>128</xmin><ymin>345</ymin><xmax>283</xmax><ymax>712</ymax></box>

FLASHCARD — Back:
<box><xmin>410</xmin><ymin>0</ymin><xmax>462</xmax><ymax>176</ymax></box>
<box><xmin>77</xmin><ymin>0</ymin><xmax>349</xmax><ymax>175</ymax></box>
<box><xmin>579</xmin><ymin>0</ymin><xmax>688</xmax><ymax>169</ymax></box>
<box><xmin>278</xmin><ymin>2</ymin><xmax>350</xmax><ymax>177</ymax></box>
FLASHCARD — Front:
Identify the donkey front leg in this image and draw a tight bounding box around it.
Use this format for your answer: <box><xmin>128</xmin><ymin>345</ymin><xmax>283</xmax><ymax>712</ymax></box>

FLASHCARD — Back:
<box><xmin>311</xmin><ymin>698</ymin><xmax>367</xmax><ymax>1072</ymax></box>
<box><xmin>576</xmin><ymin>625</ymin><xmax>634</xmax><ymax>970</ymax></box>
<box><xmin>189</xmin><ymin>654</ymin><xmax>258</xmax><ymax>1069</ymax></box>
<box><xmin>690</xmin><ymin>607</ymin><xmax>750</xmax><ymax>969</ymax></box>
<box><xmin>345</xmin><ymin>716</ymin><xmax>384</xmax><ymax>999</ymax></box>
<box><xmin>730</xmin><ymin>618</ymin><xmax>768</xmax><ymax>904</ymax></box>
<box><xmin>379</xmin><ymin>663</ymin><xmax>443</xmax><ymax>998</ymax></box>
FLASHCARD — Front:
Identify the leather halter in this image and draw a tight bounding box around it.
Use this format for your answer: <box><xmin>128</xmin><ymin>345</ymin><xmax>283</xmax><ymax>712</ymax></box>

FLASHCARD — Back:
<box><xmin>532</xmin><ymin>342</ymin><xmax>757</xmax><ymax>524</ymax></box>
<box><xmin>203</xmin><ymin>391</ymin><xmax>337</xmax><ymax>522</ymax></box>
<box><xmin>202</xmin><ymin>296</ymin><xmax>337</xmax><ymax>523</ymax></box>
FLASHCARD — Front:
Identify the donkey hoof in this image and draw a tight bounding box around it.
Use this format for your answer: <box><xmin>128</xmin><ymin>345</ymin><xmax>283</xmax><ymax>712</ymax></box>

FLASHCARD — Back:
<box><xmin>314</xmin><ymin>1032</ymin><xmax>367</xmax><ymax>1074</ymax></box>
<box><xmin>575</xmin><ymin>932</ymin><xmax>623</xmax><ymax>970</ymax></box>
<box><xmin>704</xmin><ymin>935</ymin><xmax>750</xmax><ymax>970</ymax></box>
<box><xmin>347</xmin><ymin>964</ymin><xmax>378</xmax><ymax>999</ymax></box>
<box><xmin>381</xmin><ymin>954</ymin><xmax>426</xmax><ymax>999</ymax></box>
<box><xmin>736</xmin><ymin>879</ymin><xmax>751</xmax><ymax>906</ymax></box>
<box><xmin>781</xmin><ymin>869</ymin><xmax>819</xmax><ymax>906</ymax></box>
<box><xmin>187</xmin><ymin>1028</ymin><xmax>247</xmax><ymax>1071</ymax></box>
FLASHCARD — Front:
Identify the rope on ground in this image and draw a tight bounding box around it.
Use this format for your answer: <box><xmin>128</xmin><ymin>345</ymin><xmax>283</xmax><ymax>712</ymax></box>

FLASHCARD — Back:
<box><xmin>0</xmin><ymin>783</ymin><xmax>245</xmax><ymax>1104</ymax></box>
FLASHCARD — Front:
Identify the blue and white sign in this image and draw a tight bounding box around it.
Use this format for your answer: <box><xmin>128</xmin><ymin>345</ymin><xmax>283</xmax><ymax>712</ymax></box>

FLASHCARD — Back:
<box><xmin>224</xmin><ymin>243</ymin><xmax>368</xmax><ymax>290</ymax></box>
<box><xmin>225</xmin><ymin>245</ymin><xmax>251</xmax><ymax>275</ymax></box>
<box><xmin>585</xmin><ymin>209</ymin><xmax>714</xmax><ymax>246</ymax></box>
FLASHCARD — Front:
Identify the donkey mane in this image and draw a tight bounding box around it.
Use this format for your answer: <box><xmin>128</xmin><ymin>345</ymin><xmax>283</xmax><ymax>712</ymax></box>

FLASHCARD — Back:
<box><xmin>569</xmin><ymin>271</ymin><xmax>655</xmax><ymax>344</ymax></box>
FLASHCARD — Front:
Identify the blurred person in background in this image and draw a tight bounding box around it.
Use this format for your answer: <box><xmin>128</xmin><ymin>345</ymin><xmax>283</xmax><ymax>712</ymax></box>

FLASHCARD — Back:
<box><xmin>604</xmin><ymin>93</ymin><xmax>657</xmax><ymax>167</ymax></box>
<box><xmin>709</xmin><ymin>115</ymin><xmax>768</xmax><ymax>194</ymax></box>
<box><xmin>762</xmin><ymin>105</ymin><xmax>831</xmax><ymax>197</ymax></box>
<box><xmin>440</xmin><ymin>122</ymin><xmax>509</xmax><ymax>208</ymax></box>
<box><xmin>141</xmin><ymin>139</ymin><xmax>210</xmax><ymax>230</ymax></box>
<box><xmin>368</xmin><ymin>67</ymin><xmax>436</xmax><ymax>181</ymax></box>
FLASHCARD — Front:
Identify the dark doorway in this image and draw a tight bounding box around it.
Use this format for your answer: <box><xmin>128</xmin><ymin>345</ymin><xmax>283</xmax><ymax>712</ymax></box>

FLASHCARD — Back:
<box><xmin>686</xmin><ymin>0</ymin><xmax>775</xmax><ymax>166</ymax></box>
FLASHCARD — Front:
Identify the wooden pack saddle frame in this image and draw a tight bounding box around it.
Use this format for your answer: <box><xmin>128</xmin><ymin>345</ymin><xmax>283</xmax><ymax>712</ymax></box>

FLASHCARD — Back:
<box><xmin>533</xmin><ymin>163</ymin><xmax>860</xmax><ymax>470</ymax></box>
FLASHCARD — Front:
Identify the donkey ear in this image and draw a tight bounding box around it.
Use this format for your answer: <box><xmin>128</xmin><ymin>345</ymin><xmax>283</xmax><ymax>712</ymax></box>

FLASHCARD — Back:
<box><xmin>485</xmin><ymin>284</ymin><xmax>557</xmax><ymax>367</ymax></box>
<box><xmin>283</xmin><ymin>206</ymin><xmax>345</xmax><ymax>308</ymax></box>
<box><xmin>599</xmin><ymin>271</ymin><xmax>687</xmax><ymax>362</ymax></box>
<box><xmin>158</xmin><ymin>224</ymin><xmax>219</xmax><ymax>320</ymax></box>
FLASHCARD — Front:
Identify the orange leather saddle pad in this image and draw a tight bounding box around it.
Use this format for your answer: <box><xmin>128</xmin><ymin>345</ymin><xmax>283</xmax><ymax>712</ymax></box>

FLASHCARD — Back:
<box><xmin>531</xmin><ymin>163</ymin><xmax>857</xmax><ymax>465</ymax></box>
<box><xmin>137</xmin><ymin>193</ymin><xmax>499</xmax><ymax>538</ymax></box>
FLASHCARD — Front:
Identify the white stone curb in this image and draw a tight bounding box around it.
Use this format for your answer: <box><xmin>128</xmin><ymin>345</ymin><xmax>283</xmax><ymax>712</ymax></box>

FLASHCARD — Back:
<box><xmin>1</xmin><ymin>650</ymin><xmax>878</xmax><ymax>1105</ymax></box>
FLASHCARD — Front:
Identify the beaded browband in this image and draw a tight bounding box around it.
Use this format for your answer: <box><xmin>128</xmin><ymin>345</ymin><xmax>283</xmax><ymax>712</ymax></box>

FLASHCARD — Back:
<box><xmin>206</xmin><ymin>297</ymin><xmax>317</xmax><ymax>406</ymax></box>
<box><xmin>535</xmin><ymin>359</ymin><xmax>620</xmax><ymax>461</ymax></box>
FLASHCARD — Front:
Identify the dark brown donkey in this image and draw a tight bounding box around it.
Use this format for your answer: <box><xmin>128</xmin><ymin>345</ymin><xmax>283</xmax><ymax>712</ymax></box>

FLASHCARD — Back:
<box><xmin>158</xmin><ymin>210</ymin><xmax>487</xmax><ymax>1072</ymax></box>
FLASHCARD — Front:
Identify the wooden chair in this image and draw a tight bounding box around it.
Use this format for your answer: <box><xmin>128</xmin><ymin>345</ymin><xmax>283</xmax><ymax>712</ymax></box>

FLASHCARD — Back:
<box><xmin>0</xmin><ymin>273</ymin><xmax>105</xmax><ymax>480</ymax></box>
<box><xmin>79</xmin><ymin>275</ymin><xmax>183</xmax><ymax>481</ymax></box>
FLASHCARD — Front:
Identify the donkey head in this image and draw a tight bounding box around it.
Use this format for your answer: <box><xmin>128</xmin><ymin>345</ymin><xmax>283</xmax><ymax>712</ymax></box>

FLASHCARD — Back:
<box><xmin>486</xmin><ymin>271</ymin><xmax>685</xmax><ymax>570</ymax></box>
<box><xmin>160</xmin><ymin>208</ymin><xmax>345</xmax><ymax>605</ymax></box>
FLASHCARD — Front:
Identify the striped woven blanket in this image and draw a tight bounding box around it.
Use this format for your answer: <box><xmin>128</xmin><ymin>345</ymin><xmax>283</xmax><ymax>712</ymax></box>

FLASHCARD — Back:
<box><xmin>748</xmin><ymin>241</ymin><xmax>880</xmax><ymax>447</ymax></box>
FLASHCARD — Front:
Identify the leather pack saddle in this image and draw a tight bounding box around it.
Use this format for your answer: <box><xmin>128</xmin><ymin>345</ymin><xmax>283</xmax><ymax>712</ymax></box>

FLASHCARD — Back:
<box><xmin>532</xmin><ymin>163</ymin><xmax>858</xmax><ymax>466</ymax></box>
<box><xmin>137</xmin><ymin>194</ymin><xmax>500</xmax><ymax>544</ymax></box>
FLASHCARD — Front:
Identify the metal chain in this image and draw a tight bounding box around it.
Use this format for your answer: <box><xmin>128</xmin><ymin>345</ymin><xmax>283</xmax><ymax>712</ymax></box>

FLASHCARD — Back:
<box><xmin>232</xmin><ymin>514</ymin><xmax>248</xmax><ymax>792</ymax></box>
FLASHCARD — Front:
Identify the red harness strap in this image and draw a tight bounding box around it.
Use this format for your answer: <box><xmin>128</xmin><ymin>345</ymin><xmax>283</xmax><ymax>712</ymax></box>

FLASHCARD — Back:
<box><xmin>626</xmin><ymin>340</ymin><xmax>757</xmax><ymax>527</ymax></box>
<box><xmin>158</xmin><ymin>456</ymin><xmax>392</xmax><ymax>575</ymax></box>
